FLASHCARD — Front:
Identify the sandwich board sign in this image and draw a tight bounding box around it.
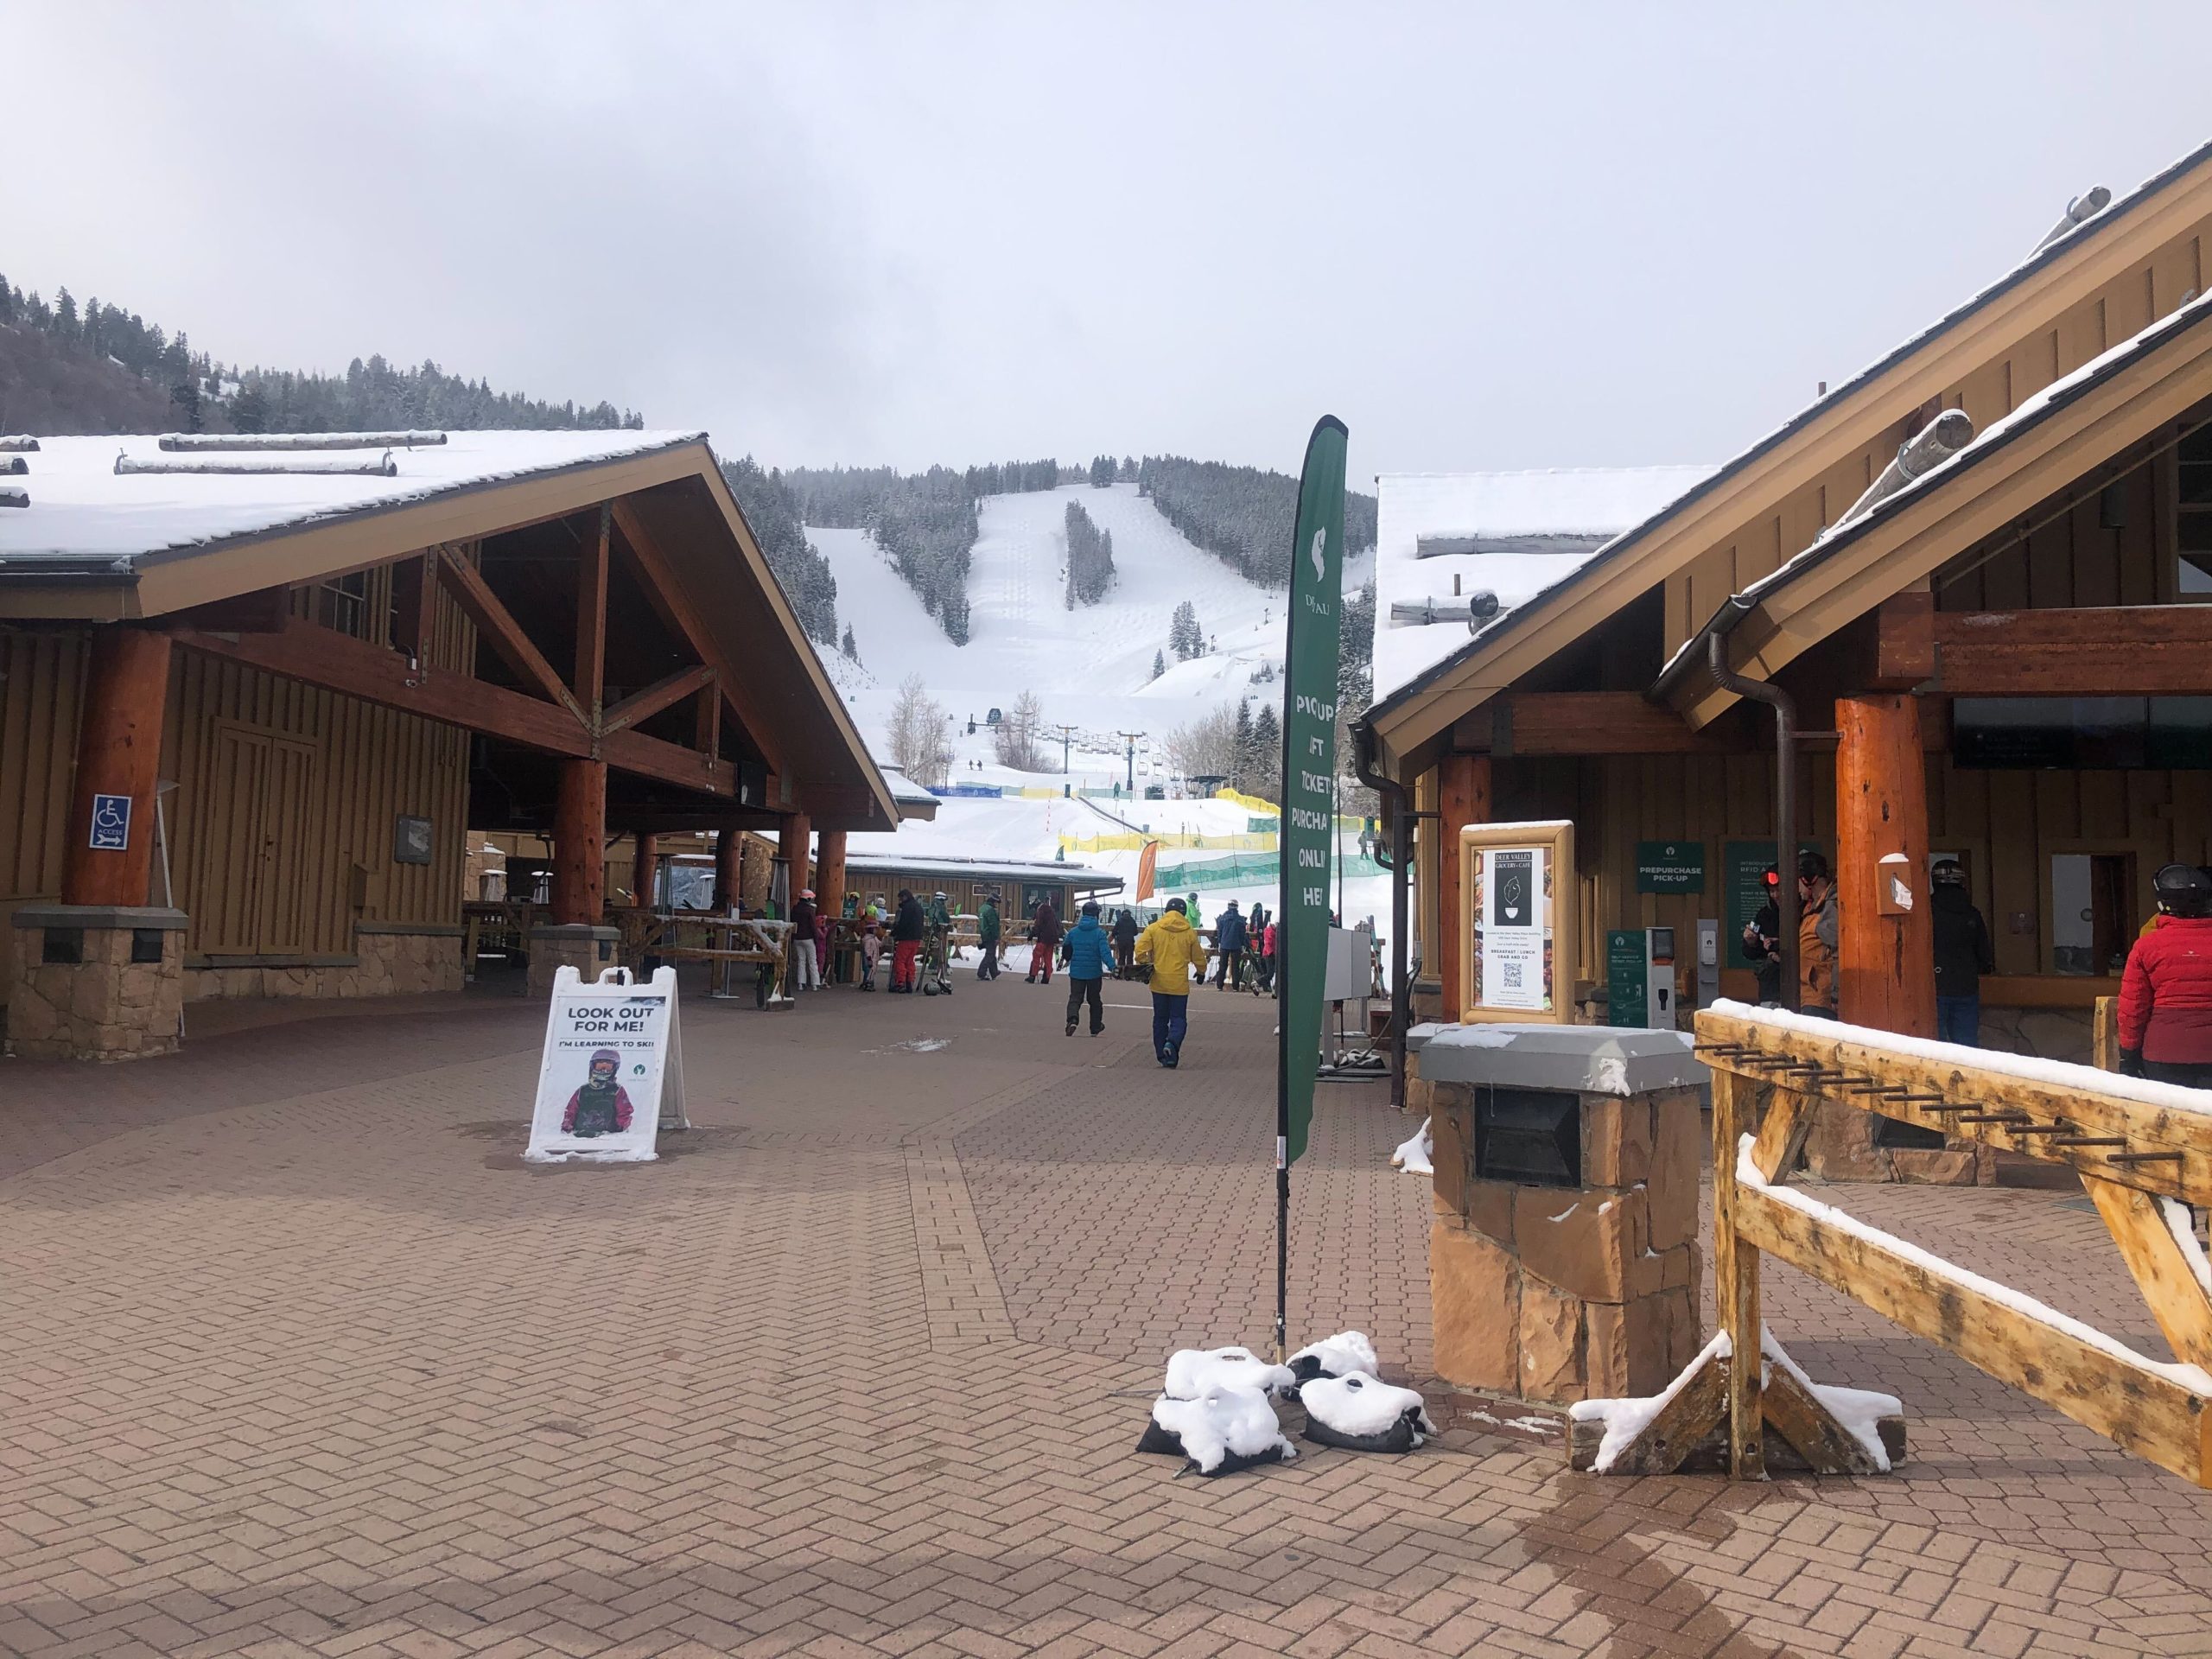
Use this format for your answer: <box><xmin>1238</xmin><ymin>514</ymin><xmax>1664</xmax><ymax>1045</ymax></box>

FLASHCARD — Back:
<box><xmin>524</xmin><ymin>964</ymin><xmax>688</xmax><ymax>1164</ymax></box>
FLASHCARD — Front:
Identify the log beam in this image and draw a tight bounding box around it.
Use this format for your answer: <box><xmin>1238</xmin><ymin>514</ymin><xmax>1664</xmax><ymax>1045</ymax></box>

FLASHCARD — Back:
<box><xmin>575</xmin><ymin>505</ymin><xmax>610</xmax><ymax>720</ymax></box>
<box><xmin>1453</xmin><ymin>692</ymin><xmax>1726</xmax><ymax>756</ymax></box>
<box><xmin>1436</xmin><ymin>753</ymin><xmax>1491</xmax><ymax>1019</ymax></box>
<box><xmin>2083</xmin><ymin>1176</ymin><xmax>2212</xmax><ymax>1373</ymax></box>
<box><xmin>633</xmin><ymin>833</ymin><xmax>659</xmax><ymax>909</ymax></box>
<box><xmin>390</xmin><ymin>552</ymin><xmax>431</xmax><ymax>658</ymax></box>
<box><xmin>433</xmin><ymin>545</ymin><xmax>584</xmax><ymax>722</ymax></box>
<box><xmin>602</xmin><ymin>664</ymin><xmax>715</xmax><ymax>736</ymax></box>
<box><xmin>61</xmin><ymin>626</ymin><xmax>174</xmax><ymax>907</ymax></box>
<box><xmin>1934</xmin><ymin>604</ymin><xmax>2212</xmax><ymax>696</ymax></box>
<box><xmin>1712</xmin><ymin>1066</ymin><xmax>1764</xmax><ymax>1480</ymax></box>
<box><xmin>714</xmin><ymin>823</ymin><xmax>743</xmax><ymax>910</ymax></box>
<box><xmin>783</xmin><ymin>810</ymin><xmax>813</xmax><ymax>903</ymax></box>
<box><xmin>816</xmin><ymin>828</ymin><xmax>849</xmax><ymax>913</ymax></box>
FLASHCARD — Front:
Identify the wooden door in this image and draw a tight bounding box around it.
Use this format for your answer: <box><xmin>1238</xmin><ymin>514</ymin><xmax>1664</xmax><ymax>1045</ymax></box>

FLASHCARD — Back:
<box><xmin>190</xmin><ymin>725</ymin><xmax>319</xmax><ymax>956</ymax></box>
<box><xmin>256</xmin><ymin>736</ymin><xmax>317</xmax><ymax>953</ymax></box>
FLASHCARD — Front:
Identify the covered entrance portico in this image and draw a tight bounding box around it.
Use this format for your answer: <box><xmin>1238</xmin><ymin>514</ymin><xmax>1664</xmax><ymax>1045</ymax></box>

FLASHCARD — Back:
<box><xmin>1</xmin><ymin>430</ymin><xmax>893</xmax><ymax>1058</ymax></box>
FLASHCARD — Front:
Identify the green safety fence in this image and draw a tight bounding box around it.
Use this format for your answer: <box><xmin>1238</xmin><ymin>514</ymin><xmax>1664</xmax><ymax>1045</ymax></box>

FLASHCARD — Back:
<box><xmin>1154</xmin><ymin>851</ymin><xmax>1388</xmax><ymax>892</ymax></box>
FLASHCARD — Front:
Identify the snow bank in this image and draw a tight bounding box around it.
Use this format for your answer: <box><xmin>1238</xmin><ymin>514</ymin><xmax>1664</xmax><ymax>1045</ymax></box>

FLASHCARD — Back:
<box><xmin>1707</xmin><ymin>998</ymin><xmax>2212</xmax><ymax>1121</ymax></box>
<box><xmin>1567</xmin><ymin>1331</ymin><xmax>1731</xmax><ymax>1473</ymax></box>
<box><xmin>1149</xmin><ymin>1385</ymin><xmax>1294</xmax><ymax>1475</ymax></box>
<box><xmin>1163</xmin><ymin>1345</ymin><xmax>1297</xmax><ymax>1401</ymax></box>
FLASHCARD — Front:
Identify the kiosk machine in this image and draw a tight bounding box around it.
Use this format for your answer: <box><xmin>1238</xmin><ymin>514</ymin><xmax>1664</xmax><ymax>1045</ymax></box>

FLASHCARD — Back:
<box><xmin>1605</xmin><ymin>927</ymin><xmax>1678</xmax><ymax>1029</ymax></box>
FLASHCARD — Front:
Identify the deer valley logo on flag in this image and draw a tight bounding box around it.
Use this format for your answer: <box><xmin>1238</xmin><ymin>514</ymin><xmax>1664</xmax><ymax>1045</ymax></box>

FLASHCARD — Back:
<box><xmin>1310</xmin><ymin>527</ymin><xmax>1326</xmax><ymax>582</ymax></box>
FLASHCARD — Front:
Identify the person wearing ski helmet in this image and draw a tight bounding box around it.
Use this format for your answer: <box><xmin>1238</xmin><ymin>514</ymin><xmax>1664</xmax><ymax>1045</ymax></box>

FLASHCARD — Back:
<box><xmin>2118</xmin><ymin>863</ymin><xmax>2212</xmax><ymax>1086</ymax></box>
<box><xmin>1929</xmin><ymin>859</ymin><xmax>1994</xmax><ymax>1047</ymax></box>
<box><xmin>562</xmin><ymin>1049</ymin><xmax>636</xmax><ymax>1138</ymax></box>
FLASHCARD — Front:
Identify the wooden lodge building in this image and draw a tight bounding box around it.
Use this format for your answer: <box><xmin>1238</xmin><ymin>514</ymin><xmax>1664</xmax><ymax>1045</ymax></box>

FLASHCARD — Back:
<box><xmin>0</xmin><ymin>429</ymin><xmax>895</xmax><ymax>1059</ymax></box>
<box><xmin>1362</xmin><ymin>139</ymin><xmax>2212</xmax><ymax>1179</ymax></box>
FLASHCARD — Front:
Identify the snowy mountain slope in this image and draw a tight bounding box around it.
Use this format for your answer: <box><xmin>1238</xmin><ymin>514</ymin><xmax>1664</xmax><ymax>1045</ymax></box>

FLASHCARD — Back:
<box><xmin>818</xmin><ymin>481</ymin><xmax>1361</xmax><ymax>788</ymax></box>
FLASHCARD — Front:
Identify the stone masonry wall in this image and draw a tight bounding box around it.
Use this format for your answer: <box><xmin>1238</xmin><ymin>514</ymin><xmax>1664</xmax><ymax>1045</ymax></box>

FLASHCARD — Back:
<box><xmin>9</xmin><ymin>920</ymin><xmax>184</xmax><ymax>1062</ymax></box>
<box><xmin>184</xmin><ymin>931</ymin><xmax>463</xmax><ymax>1002</ymax></box>
<box><xmin>1418</xmin><ymin>1065</ymin><xmax>1703</xmax><ymax>1404</ymax></box>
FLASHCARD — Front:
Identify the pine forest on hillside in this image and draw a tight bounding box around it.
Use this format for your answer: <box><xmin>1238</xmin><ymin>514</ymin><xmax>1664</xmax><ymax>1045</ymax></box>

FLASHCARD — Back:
<box><xmin>1063</xmin><ymin>499</ymin><xmax>1116</xmax><ymax>607</ymax></box>
<box><xmin>1139</xmin><ymin>454</ymin><xmax>1379</xmax><ymax>586</ymax></box>
<box><xmin>0</xmin><ymin>274</ymin><xmax>641</xmax><ymax>437</ymax></box>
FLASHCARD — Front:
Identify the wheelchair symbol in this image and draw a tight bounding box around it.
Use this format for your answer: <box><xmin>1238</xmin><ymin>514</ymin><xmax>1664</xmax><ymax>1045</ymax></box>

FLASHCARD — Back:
<box><xmin>88</xmin><ymin>793</ymin><xmax>130</xmax><ymax>851</ymax></box>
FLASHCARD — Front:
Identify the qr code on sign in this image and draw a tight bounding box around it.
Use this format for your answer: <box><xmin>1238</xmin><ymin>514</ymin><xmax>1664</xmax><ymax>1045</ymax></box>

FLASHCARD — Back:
<box><xmin>1502</xmin><ymin>963</ymin><xmax>1522</xmax><ymax>990</ymax></box>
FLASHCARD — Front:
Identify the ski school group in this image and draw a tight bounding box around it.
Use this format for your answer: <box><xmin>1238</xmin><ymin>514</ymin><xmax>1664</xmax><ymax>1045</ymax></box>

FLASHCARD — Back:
<box><xmin>778</xmin><ymin>885</ymin><xmax>1284</xmax><ymax>1069</ymax></box>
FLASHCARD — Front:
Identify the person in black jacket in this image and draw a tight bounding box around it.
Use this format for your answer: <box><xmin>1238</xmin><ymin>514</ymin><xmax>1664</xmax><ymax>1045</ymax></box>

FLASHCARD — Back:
<box><xmin>1111</xmin><ymin>908</ymin><xmax>1140</xmax><ymax>979</ymax></box>
<box><xmin>1212</xmin><ymin>900</ymin><xmax>1249</xmax><ymax>988</ymax></box>
<box><xmin>889</xmin><ymin>889</ymin><xmax>926</xmax><ymax>993</ymax></box>
<box><xmin>1739</xmin><ymin>866</ymin><xmax>1783</xmax><ymax>1006</ymax></box>
<box><xmin>1930</xmin><ymin>859</ymin><xmax>1995</xmax><ymax>1046</ymax></box>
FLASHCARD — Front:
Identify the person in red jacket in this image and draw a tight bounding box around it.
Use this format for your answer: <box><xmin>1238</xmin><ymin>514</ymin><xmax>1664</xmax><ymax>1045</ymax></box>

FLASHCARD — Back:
<box><xmin>2118</xmin><ymin>864</ymin><xmax>2212</xmax><ymax>1087</ymax></box>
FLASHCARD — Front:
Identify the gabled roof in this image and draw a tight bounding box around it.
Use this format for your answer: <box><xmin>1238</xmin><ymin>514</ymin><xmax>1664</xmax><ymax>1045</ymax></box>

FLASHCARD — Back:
<box><xmin>0</xmin><ymin>429</ymin><xmax>702</xmax><ymax>573</ymax></box>
<box><xmin>1365</xmin><ymin>134</ymin><xmax>2212</xmax><ymax>753</ymax></box>
<box><xmin>1373</xmin><ymin>467</ymin><xmax>1712</xmax><ymax>702</ymax></box>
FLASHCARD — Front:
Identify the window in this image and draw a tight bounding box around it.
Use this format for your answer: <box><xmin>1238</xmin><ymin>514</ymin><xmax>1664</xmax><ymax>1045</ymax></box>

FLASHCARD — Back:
<box><xmin>2051</xmin><ymin>853</ymin><xmax>2134</xmax><ymax>977</ymax></box>
<box><xmin>315</xmin><ymin>569</ymin><xmax>372</xmax><ymax>639</ymax></box>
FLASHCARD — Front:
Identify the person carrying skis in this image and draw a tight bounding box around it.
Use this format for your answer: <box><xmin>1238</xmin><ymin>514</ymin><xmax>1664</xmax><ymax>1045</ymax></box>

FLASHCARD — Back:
<box><xmin>925</xmin><ymin>891</ymin><xmax>956</xmax><ymax>993</ymax></box>
<box><xmin>976</xmin><ymin>891</ymin><xmax>1002</xmax><ymax>980</ymax></box>
<box><xmin>1063</xmin><ymin>900</ymin><xmax>1112</xmax><ymax>1036</ymax></box>
<box><xmin>1135</xmin><ymin>898</ymin><xmax>1210</xmax><ymax>1068</ymax></box>
<box><xmin>1027</xmin><ymin>897</ymin><xmax>1061</xmax><ymax>984</ymax></box>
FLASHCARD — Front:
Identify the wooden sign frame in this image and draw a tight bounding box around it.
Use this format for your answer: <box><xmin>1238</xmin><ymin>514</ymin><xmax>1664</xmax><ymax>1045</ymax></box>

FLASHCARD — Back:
<box><xmin>1456</xmin><ymin>819</ymin><xmax>1575</xmax><ymax>1026</ymax></box>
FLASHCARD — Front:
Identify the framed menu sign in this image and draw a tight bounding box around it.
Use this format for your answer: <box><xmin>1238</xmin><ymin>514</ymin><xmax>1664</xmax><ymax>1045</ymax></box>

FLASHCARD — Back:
<box><xmin>1458</xmin><ymin>820</ymin><xmax>1576</xmax><ymax>1025</ymax></box>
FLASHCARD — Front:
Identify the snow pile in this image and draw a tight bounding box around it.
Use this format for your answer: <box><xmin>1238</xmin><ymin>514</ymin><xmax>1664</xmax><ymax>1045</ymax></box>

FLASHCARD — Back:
<box><xmin>1567</xmin><ymin>1331</ymin><xmax>1732</xmax><ymax>1474</ymax></box>
<box><xmin>1287</xmin><ymin>1330</ymin><xmax>1379</xmax><ymax>1383</ymax></box>
<box><xmin>1390</xmin><ymin>1118</ymin><xmax>1433</xmax><ymax>1176</ymax></box>
<box><xmin>1299</xmin><ymin>1374</ymin><xmax>1435</xmax><ymax>1452</ymax></box>
<box><xmin>1147</xmin><ymin>1386</ymin><xmax>1296</xmax><ymax>1476</ymax></box>
<box><xmin>1759</xmin><ymin>1329</ymin><xmax>1897</xmax><ymax>1473</ymax></box>
<box><xmin>1163</xmin><ymin>1345</ymin><xmax>1297</xmax><ymax>1401</ymax></box>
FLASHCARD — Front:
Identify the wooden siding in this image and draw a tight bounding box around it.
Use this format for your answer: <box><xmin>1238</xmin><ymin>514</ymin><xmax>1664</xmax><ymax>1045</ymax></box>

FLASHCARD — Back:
<box><xmin>0</xmin><ymin>628</ymin><xmax>90</xmax><ymax>1005</ymax></box>
<box><xmin>1663</xmin><ymin>216</ymin><xmax>2212</xmax><ymax>654</ymax></box>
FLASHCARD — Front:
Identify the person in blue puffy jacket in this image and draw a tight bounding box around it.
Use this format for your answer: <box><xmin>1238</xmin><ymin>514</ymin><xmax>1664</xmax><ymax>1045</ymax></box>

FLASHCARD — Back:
<box><xmin>1063</xmin><ymin>900</ymin><xmax>1112</xmax><ymax>1036</ymax></box>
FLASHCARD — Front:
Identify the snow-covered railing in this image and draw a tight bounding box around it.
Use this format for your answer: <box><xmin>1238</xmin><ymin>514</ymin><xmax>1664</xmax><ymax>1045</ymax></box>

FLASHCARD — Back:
<box><xmin>1697</xmin><ymin>1000</ymin><xmax>2212</xmax><ymax>1489</ymax></box>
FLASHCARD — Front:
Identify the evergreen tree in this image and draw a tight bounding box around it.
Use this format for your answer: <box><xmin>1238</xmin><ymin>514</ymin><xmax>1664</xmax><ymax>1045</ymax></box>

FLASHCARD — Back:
<box><xmin>721</xmin><ymin>457</ymin><xmax>840</xmax><ymax>645</ymax></box>
<box><xmin>1152</xmin><ymin>649</ymin><xmax>1166</xmax><ymax>680</ymax></box>
<box><xmin>840</xmin><ymin>625</ymin><xmax>859</xmax><ymax>662</ymax></box>
<box><xmin>1063</xmin><ymin>499</ymin><xmax>1115</xmax><ymax>607</ymax></box>
<box><xmin>1249</xmin><ymin>703</ymin><xmax>1283</xmax><ymax>802</ymax></box>
<box><xmin>1170</xmin><ymin>599</ymin><xmax>1202</xmax><ymax>659</ymax></box>
<box><xmin>1232</xmin><ymin>699</ymin><xmax>1255</xmax><ymax>790</ymax></box>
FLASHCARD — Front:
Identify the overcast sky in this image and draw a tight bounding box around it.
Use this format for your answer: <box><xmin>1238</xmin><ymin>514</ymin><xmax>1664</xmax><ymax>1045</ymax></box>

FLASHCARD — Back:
<box><xmin>14</xmin><ymin>3</ymin><xmax>2212</xmax><ymax>484</ymax></box>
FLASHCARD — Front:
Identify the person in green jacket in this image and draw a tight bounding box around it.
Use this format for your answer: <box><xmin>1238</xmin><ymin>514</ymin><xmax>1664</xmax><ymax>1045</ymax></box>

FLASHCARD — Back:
<box><xmin>976</xmin><ymin>892</ymin><xmax>1002</xmax><ymax>981</ymax></box>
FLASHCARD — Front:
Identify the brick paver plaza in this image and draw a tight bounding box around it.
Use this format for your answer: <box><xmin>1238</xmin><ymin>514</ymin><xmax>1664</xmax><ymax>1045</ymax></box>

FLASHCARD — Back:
<box><xmin>6</xmin><ymin>976</ymin><xmax>2212</xmax><ymax>1658</ymax></box>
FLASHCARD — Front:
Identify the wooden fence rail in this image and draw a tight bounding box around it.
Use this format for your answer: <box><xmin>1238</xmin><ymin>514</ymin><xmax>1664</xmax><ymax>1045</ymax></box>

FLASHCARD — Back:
<box><xmin>1695</xmin><ymin>1003</ymin><xmax>2212</xmax><ymax>1487</ymax></box>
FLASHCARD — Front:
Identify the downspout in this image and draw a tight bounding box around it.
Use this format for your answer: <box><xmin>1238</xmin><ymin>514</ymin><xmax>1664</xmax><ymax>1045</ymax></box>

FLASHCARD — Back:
<box><xmin>1352</xmin><ymin>719</ymin><xmax>1415</xmax><ymax>1110</ymax></box>
<box><xmin>1707</xmin><ymin>627</ymin><xmax>1798</xmax><ymax>1007</ymax></box>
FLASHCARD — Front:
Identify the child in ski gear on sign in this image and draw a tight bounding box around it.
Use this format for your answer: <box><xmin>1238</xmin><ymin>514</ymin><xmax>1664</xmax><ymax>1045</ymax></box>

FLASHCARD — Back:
<box><xmin>1063</xmin><ymin>900</ymin><xmax>1112</xmax><ymax>1036</ymax></box>
<box><xmin>562</xmin><ymin>1049</ymin><xmax>636</xmax><ymax>1137</ymax></box>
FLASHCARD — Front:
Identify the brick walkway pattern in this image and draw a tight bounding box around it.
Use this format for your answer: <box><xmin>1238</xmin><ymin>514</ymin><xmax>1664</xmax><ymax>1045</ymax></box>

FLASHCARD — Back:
<box><xmin>4</xmin><ymin>976</ymin><xmax>2212</xmax><ymax>1657</ymax></box>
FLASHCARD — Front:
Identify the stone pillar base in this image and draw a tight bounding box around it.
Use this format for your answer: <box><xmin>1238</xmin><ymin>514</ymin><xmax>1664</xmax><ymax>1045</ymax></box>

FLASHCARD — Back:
<box><xmin>8</xmin><ymin>906</ymin><xmax>188</xmax><ymax>1062</ymax></box>
<box><xmin>1802</xmin><ymin>1096</ymin><xmax>1989</xmax><ymax>1185</ymax></box>
<box><xmin>526</xmin><ymin>925</ymin><xmax>620</xmax><ymax>996</ymax></box>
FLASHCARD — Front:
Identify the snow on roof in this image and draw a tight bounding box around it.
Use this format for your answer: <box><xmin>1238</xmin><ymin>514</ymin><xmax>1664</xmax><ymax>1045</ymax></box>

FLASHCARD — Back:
<box><xmin>843</xmin><ymin>849</ymin><xmax>1122</xmax><ymax>890</ymax></box>
<box><xmin>0</xmin><ymin>429</ymin><xmax>706</xmax><ymax>571</ymax></box>
<box><xmin>1371</xmin><ymin>467</ymin><xmax>1712</xmax><ymax>702</ymax></box>
<box><xmin>874</xmin><ymin>766</ymin><xmax>938</xmax><ymax>805</ymax></box>
<box><xmin>1654</xmin><ymin>282</ymin><xmax>2212</xmax><ymax>687</ymax></box>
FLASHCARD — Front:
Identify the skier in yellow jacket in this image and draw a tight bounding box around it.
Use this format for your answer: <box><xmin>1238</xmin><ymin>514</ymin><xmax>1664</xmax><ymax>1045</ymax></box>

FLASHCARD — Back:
<box><xmin>1135</xmin><ymin>898</ymin><xmax>1211</xmax><ymax>1068</ymax></box>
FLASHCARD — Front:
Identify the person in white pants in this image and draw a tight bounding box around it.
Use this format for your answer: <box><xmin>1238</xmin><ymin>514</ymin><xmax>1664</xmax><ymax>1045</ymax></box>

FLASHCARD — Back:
<box><xmin>791</xmin><ymin>887</ymin><xmax>821</xmax><ymax>990</ymax></box>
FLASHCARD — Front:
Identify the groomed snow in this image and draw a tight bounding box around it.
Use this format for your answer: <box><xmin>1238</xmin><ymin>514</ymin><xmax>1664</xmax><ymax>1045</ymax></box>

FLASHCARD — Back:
<box><xmin>1371</xmin><ymin>467</ymin><xmax>1711</xmax><ymax>702</ymax></box>
<box><xmin>0</xmin><ymin>429</ymin><xmax>706</xmax><ymax>568</ymax></box>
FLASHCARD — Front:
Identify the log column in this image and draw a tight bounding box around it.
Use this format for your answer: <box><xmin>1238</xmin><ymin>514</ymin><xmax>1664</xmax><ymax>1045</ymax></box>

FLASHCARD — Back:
<box><xmin>632</xmin><ymin>833</ymin><xmax>659</xmax><ymax>908</ymax></box>
<box><xmin>1834</xmin><ymin>696</ymin><xmax>1935</xmax><ymax>1037</ymax></box>
<box><xmin>782</xmin><ymin>810</ymin><xmax>812</xmax><ymax>906</ymax></box>
<box><xmin>10</xmin><ymin>625</ymin><xmax>190</xmax><ymax>1061</ymax></box>
<box><xmin>1436</xmin><ymin>753</ymin><xmax>1492</xmax><ymax>1020</ymax></box>
<box><xmin>815</xmin><ymin>829</ymin><xmax>848</xmax><ymax>913</ymax></box>
<box><xmin>61</xmin><ymin>626</ymin><xmax>174</xmax><ymax>906</ymax></box>
<box><xmin>714</xmin><ymin>824</ymin><xmax>743</xmax><ymax>911</ymax></box>
<box><xmin>529</xmin><ymin>757</ymin><xmax>615</xmax><ymax>995</ymax></box>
